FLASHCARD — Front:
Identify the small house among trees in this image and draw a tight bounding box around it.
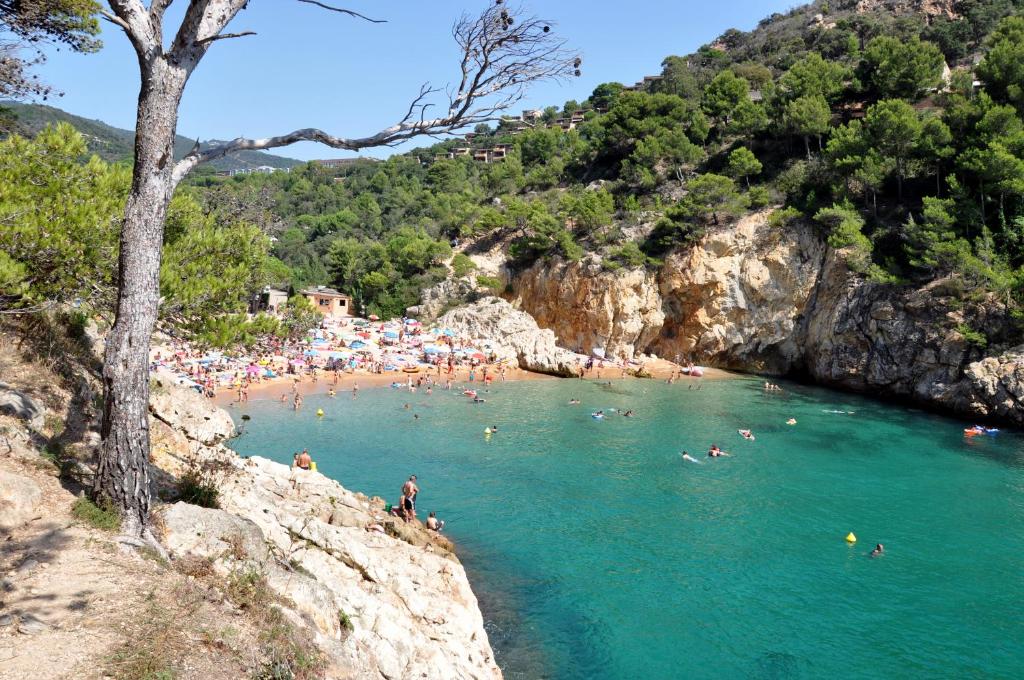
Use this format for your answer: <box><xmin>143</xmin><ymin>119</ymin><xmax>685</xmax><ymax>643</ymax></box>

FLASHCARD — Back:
<box><xmin>302</xmin><ymin>286</ymin><xmax>353</xmax><ymax>319</ymax></box>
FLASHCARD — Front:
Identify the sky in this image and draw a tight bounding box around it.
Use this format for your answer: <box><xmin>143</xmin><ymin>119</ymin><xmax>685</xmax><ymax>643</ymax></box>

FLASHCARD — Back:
<box><xmin>34</xmin><ymin>0</ymin><xmax>798</xmax><ymax>161</ymax></box>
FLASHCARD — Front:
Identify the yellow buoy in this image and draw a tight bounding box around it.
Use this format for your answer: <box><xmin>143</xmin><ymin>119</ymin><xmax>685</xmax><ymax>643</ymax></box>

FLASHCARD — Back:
<box><xmin>845</xmin><ymin>532</ymin><xmax>857</xmax><ymax>543</ymax></box>
<box><xmin>484</xmin><ymin>427</ymin><xmax>492</xmax><ymax>435</ymax></box>
<box><xmin>316</xmin><ymin>409</ymin><xmax>324</xmax><ymax>417</ymax></box>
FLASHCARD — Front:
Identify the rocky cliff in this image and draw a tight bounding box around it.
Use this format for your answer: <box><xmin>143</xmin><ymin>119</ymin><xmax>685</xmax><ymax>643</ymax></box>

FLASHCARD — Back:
<box><xmin>504</xmin><ymin>208</ymin><xmax>1024</xmax><ymax>425</ymax></box>
<box><xmin>0</xmin><ymin>333</ymin><xmax>502</xmax><ymax>680</ymax></box>
<box><xmin>149</xmin><ymin>375</ymin><xmax>503</xmax><ymax>680</ymax></box>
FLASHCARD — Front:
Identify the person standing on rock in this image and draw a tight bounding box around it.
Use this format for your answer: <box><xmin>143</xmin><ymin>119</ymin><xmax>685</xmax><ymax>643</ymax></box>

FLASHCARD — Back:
<box><xmin>402</xmin><ymin>475</ymin><xmax>419</xmax><ymax>520</ymax></box>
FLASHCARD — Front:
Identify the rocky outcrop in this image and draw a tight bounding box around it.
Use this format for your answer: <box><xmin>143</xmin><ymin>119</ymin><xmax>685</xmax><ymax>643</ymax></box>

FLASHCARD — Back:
<box><xmin>653</xmin><ymin>211</ymin><xmax>825</xmax><ymax>371</ymax></box>
<box><xmin>512</xmin><ymin>210</ymin><xmax>824</xmax><ymax>370</ymax></box>
<box><xmin>0</xmin><ymin>383</ymin><xmax>45</xmax><ymax>432</ymax></box>
<box><xmin>407</xmin><ymin>277</ymin><xmax>478</xmax><ymax>320</ymax></box>
<box><xmin>959</xmin><ymin>349</ymin><xmax>1024</xmax><ymax>421</ymax></box>
<box><xmin>437</xmin><ymin>297</ymin><xmax>580</xmax><ymax>376</ymax></box>
<box><xmin>150</xmin><ymin>369</ymin><xmax>235</xmax><ymax>445</ymax></box>
<box><xmin>504</xmin><ymin>207</ymin><xmax>1024</xmax><ymax>424</ymax></box>
<box><xmin>149</xmin><ymin>377</ymin><xmax>502</xmax><ymax>679</ymax></box>
<box><xmin>512</xmin><ymin>256</ymin><xmax>663</xmax><ymax>360</ymax></box>
<box><xmin>0</xmin><ymin>469</ymin><xmax>42</xmax><ymax>533</ymax></box>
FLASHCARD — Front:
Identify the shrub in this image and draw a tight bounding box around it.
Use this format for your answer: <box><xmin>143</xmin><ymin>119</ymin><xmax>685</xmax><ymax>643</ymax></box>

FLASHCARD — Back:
<box><xmin>768</xmin><ymin>206</ymin><xmax>802</xmax><ymax>229</ymax></box>
<box><xmin>608</xmin><ymin>241</ymin><xmax>649</xmax><ymax>268</ymax></box>
<box><xmin>450</xmin><ymin>253</ymin><xmax>476</xmax><ymax>278</ymax></box>
<box><xmin>747</xmin><ymin>185</ymin><xmax>771</xmax><ymax>209</ymax></box>
<box><xmin>956</xmin><ymin>323</ymin><xmax>988</xmax><ymax>349</ymax></box>
<box><xmin>476</xmin><ymin>275</ymin><xmax>502</xmax><ymax>292</ymax></box>
<box><xmin>338</xmin><ymin>610</ymin><xmax>354</xmax><ymax>633</ymax></box>
<box><xmin>177</xmin><ymin>470</ymin><xmax>220</xmax><ymax>509</ymax></box>
<box><xmin>72</xmin><ymin>496</ymin><xmax>121</xmax><ymax>531</ymax></box>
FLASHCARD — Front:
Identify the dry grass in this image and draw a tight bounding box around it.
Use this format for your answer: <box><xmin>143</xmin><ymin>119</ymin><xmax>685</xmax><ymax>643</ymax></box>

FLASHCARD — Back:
<box><xmin>103</xmin><ymin>562</ymin><xmax>326</xmax><ymax>680</ymax></box>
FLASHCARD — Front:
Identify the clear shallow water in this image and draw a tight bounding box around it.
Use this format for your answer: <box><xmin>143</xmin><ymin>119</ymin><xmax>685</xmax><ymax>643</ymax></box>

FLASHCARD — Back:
<box><xmin>227</xmin><ymin>378</ymin><xmax>1024</xmax><ymax>679</ymax></box>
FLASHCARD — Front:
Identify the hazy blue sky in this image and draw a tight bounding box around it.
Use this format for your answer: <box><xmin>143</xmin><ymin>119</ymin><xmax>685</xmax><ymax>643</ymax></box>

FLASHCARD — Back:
<box><xmin>35</xmin><ymin>1</ymin><xmax>796</xmax><ymax>160</ymax></box>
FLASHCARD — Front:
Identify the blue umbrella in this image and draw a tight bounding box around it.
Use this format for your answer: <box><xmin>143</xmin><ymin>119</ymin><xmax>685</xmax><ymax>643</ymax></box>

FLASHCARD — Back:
<box><xmin>349</xmin><ymin>340</ymin><xmax>366</xmax><ymax>349</ymax></box>
<box><xmin>304</xmin><ymin>349</ymin><xmax>320</xmax><ymax>357</ymax></box>
<box><xmin>383</xmin><ymin>331</ymin><xmax>399</xmax><ymax>339</ymax></box>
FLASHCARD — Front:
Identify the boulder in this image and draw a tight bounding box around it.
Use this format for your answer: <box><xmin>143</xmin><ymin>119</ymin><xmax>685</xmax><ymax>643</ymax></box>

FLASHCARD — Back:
<box><xmin>0</xmin><ymin>470</ymin><xmax>42</xmax><ymax>533</ymax></box>
<box><xmin>437</xmin><ymin>297</ymin><xmax>579</xmax><ymax>376</ymax></box>
<box><xmin>0</xmin><ymin>383</ymin><xmax>45</xmax><ymax>431</ymax></box>
<box><xmin>161</xmin><ymin>501</ymin><xmax>271</xmax><ymax>568</ymax></box>
<box><xmin>149</xmin><ymin>370</ymin><xmax>235</xmax><ymax>444</ymax></box>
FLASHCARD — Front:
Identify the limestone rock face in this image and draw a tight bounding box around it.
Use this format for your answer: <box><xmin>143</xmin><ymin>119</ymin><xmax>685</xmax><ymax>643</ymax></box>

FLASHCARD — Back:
<box><xmin>960</xmin><ymin>349</ymin><xmax>1024</xmax><ymax>423</ymax></box>
<box><xmin>0</xmin><ymin>383</ymin><xmax>45</xmax><ymax>431</ymax></box>
<box><xmin>407</xmin><ymin>277</ymin><xmax>477</xmax><ymax>320</ymax></box>
<box><xmin>149</xmin><ymin>370</ymin><xmax>235</xmax><ymax>445</ymax></box>
<box><xmin>437</xmin><ymin>296</ymin><xmax>579</xmax><ymax>376</ymax></box>
<box><xmin>160</xmin><ymin>453</ymin><xmax>502</xmax><ymax>680</ymax></box>
<box><xmin>504</xmin><ymin>207</ymin><xmax>1024</xmax><ymax>424</ymax></box>
<box><xmin>0</xmin><ymin>469</ymin><xmax>42</xmax><ymax>533</ymax></box>
<box><xmin>512</xmin><ymin>256</ymin><xmax>663</xmax><ymax>360</ymax></box>
<box><xmin>653</xmin><ymin>211</ymin><xmax>825</xmax><ymax>372</ymax></box>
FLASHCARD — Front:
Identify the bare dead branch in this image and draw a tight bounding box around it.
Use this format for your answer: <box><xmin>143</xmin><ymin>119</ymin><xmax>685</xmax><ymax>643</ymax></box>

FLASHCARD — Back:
<box><xmin>172</xmin><ymin>1</ymin><xmax>579</xmax><ymax>183</ymax></box>
<box><xmin>99</xmin><ymin>9</ymin><xmax>131</xmax><ymax>33</ymax></box>
<box><xmin>296</xmin><ymin>0</ymin><xmax>386</xmax><ymax>23</ymax></box>
<box><xmin>195</xmin><ymin>30</ymin><xmax>257</xmax><ymax>46</ymax></box>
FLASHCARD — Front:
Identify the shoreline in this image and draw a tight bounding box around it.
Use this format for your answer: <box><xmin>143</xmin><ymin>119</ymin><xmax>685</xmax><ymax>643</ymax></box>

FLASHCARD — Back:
<box><xmin>214</xmin><ymin>357</ymin><xmax>740</xmax><ymax>406</ymax></box>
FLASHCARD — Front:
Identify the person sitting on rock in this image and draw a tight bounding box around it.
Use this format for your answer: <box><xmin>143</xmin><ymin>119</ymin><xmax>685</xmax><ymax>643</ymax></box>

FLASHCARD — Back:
<box><xmin>426</xmin><ymin>511</ymin><xmax>445</xmax><ymax>533</ymax></box>
<box><xmin>295</xmin><ymin>449</ymin><xmax>312</xmax><ymax>470</ymax></box>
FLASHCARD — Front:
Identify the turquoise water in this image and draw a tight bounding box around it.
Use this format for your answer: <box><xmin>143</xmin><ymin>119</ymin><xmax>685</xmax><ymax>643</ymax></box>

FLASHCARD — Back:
<box><xmin>227</xmin><ymin>378</ymin><xmax>1024</xmax><ymax>679</ymax></box>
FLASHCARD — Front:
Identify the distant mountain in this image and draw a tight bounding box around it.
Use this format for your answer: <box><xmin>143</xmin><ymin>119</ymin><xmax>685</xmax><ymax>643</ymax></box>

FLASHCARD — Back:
<box><xmin>0</xmin><ymin>101</ymin><xmax>303</xmax><ymax>172</ymax></box>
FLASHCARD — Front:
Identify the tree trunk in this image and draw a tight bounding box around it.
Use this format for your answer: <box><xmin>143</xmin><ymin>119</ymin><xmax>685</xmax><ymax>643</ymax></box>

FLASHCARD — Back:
<box><xmin>94</xmin><ymin>59</ymin><xmax>186</xmax><ymax>539</ymax></box>
<box><xmin>803</xmin><ymin>135</ymin><xmax>811</xmax><ymax>159</ymax></box>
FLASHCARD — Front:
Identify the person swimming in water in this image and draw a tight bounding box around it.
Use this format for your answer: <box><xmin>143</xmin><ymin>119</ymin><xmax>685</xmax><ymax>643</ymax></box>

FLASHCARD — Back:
<box><xmin>739</xmin><ymin>429</ymin><xmax>754</xmax><ymax>440</ymax></box>
<box><xmin>681</xmin><ymin>451</ymin><xmax>702</xmax><ymax>464</ymax></box>
<box><xmin>870</xmin><ymin>543</ymin><xmax>884</xmax><ymax>558</ymax></box>
<box><xmin>786</xmin><ymin>418</ymin><xmax>797</xmax><ymax>425</ymax></box>
<box><xmin>707</xmin><ymin>444</ymin><xmax>729</xmax><ymax>458</ymax></box>
<box><xmin>569</xmin><ymin>398</ymin><xmax>581</xmax><ymax>405</ymax></box>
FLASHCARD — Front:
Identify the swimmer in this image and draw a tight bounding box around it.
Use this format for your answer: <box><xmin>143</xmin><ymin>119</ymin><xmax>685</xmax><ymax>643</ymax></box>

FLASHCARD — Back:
<box><xmin>707</xmin><ymin>444</ymin><xmax>729</xmax><ymax>458</ymax></box>
<box><xmin>569</xmin><ymin>399</ymin><xmax>581</xmax><ymax>405</ymax></box>
<box><xmin>786</xmin><ymin>418</ymin><xmax>797</xmax><ymax>425</ymax></box>
<box><xmin>623</xmin><ymin>410</ymin><xmax>635</xmax><ymax>417</ymax></box>
<box><xmin>739</xmin><ymin>429</ymin><xmax>754</xmax><ymax>441</ymax></box>
<box><xmin>681</xmin><ymin>451</ymin><xmax>702</xmax><ymax>464</ymax></box>
<box><xmin>870</xmin><ymin>543</ymin><xmax>884</xmax><ymax>558</ymax></box>
<box><xmin>328</xmin><ymin>389</ymin><xmax>336</xmax><ymax>397</ymax></box>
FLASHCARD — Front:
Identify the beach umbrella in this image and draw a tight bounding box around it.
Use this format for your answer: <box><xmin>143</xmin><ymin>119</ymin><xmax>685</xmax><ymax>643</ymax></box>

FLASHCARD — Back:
<box><xmin>290</xmin><ymin>359</ymin><xmax>306</xmax><ymax>367</ymax></box>
<box><xmin>245</xmin><ymin>365</ymin><xmax>261</xmax><ymax>375</ymax></box>
<box><xmin>472</xmin><ymin>352</ymin><xmax>487</xmax><ymax>361</ymax></box>
<box><xmin>383</xmin><ymin>330</ymin><xmax>399</xmax><ymax>339</ymax></box>
<box><xmin>442</xmin><ymin>328</ymin><xmax>455</xmax><ymax>337</ymax></box>
<box><xmin>304</xmin><ymin>349</ymin><xmax>320</xmax><ymax>357</ymax></box>
<box><xmin>368</xmin><ymin>314</ymin><xmax>380</xmax><ymax>321</ymax></box>
<box><xmin>349</xmin><ymin>340</ymin><xmax>366</xmax><ymax>349</ymax></box>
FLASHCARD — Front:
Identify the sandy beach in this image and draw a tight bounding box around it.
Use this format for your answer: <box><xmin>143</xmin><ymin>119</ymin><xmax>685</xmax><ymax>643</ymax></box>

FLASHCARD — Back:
<box><xmin>214</xmin><ymin>356</ymin><xmax>738</xmax><ymax>407</ymax></box>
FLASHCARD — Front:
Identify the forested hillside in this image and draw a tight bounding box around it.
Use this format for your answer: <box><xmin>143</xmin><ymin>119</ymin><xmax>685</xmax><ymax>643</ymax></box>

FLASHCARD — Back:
<box><xmin>7</xmin><ymin>0</ymin><xmax>1024</xmax><ymax>342</ymax></box>
<box><xmin>171</xmin><ymin>0</ymin><xmax>1024</xmax><ymax>329</ymax></box>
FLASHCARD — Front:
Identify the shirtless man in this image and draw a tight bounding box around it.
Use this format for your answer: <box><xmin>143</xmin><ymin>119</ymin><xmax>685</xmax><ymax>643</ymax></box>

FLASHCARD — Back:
<box><xmin>426</xmin><ymin>511</ymin><xmax>445</xmax><ymax>532</ymax></box>
<box><xmin>402</xmin><ymin>475</ymin><xmax>419</xmax><ymax>520</ymax></box>
<box><xmin>295</xmin><ymin>449</ymin><xmax>312</xmax><ymax>470</ymax></box>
